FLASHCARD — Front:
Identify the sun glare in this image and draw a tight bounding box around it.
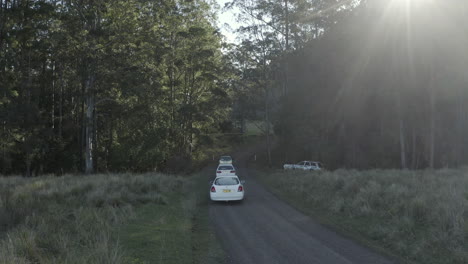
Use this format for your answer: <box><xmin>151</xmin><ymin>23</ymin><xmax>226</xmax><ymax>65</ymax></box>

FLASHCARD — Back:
<box><xmin>392</xmin><ymin>0</ymin><xmax>433</xmax><ymax>7</ymax></box>
<box><xmin>387</xmin><ymin>0</ymin><xmax>437</xmax><ymax>19</ymax></box>
<box><xmin>394</xmin><ymin>0</ymin><xmax>426</xmax><ymax>3</ymax></box>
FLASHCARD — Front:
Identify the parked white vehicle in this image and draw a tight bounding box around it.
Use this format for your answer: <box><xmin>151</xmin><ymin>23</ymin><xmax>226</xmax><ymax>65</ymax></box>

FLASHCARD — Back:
<box><xmin>219</xmin><ymin>155</ymin><xmax>233</xmax><ymax>164</ymax></box>
<box><xmin>283</xmin><ymin>161</ymin><xmax>322</xmax><ymax>171</ymax></box>
<box><xmin>210</xmin><ymin>176</ymin><xmax>245</xmax><ymax>201</ymax></box>
<box><xmin>216</xmin><ymin>164</ymin><xmax>237</xmax><ymax>177</ymax></box>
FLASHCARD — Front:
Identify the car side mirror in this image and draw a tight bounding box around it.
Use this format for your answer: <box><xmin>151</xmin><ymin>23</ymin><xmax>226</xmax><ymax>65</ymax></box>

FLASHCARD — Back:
<box><xmin>241</xmin><ymin>180</ymin><xmax>246</xmax><ymax>184</ymax></box>
<box><xmin>209</xmin><ymin>180</ymin><xmax>213</xmax><ymax>185</ymax></box>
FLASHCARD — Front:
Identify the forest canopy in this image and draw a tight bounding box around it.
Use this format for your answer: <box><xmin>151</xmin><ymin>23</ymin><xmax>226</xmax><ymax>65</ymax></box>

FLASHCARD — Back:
<box><xmin>1</xmin><ymin>0</ymin><xmax>233</xmax><ymax>175</ymax></box>
<box><xmin>271</xmin><ymin>0</ymin><xmax>468</xmax><ymax>169</ymax></box>
<box><xmin>227</xmin><ymin>0</ymin><xmax>468</xmax><ymax>169</ymax></box>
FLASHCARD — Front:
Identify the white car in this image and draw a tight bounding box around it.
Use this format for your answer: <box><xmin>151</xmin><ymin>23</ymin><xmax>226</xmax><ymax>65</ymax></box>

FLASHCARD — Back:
<box><xmin>210</xmin><ymin>176</ymin><xmax>245</xmax><ymax>201</ymax></box>
<box><xmin>219</xmin><ymin>155</ymin><xmax>233</xmax><ymax>164</ymax></box>
<box><xmin>216</xmin><ymin>164</ymin><xmax>237</xmax><ymax>177</ymax></box>
<box><xmin>283</xmin><ymin>161</ymin><xmax>322</xmax><ymax>171</ymax></box>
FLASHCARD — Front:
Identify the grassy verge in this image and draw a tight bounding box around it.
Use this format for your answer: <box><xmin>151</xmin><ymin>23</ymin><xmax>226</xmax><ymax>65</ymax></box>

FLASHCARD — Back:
<box><xmin>0</xmin><ymin>172</ymin><xmax>224</xmax><ymax>264</ymax></box>
<box><xmin>120</xmin><ymin>171</ymin><xmax>225</xmax><ymax>264</ymax></box>
<box><xmin>255</xmin><ymin>168</ymin><xmax>468</xmax><ymax>264</ymax></box>
<box><xmin>190</xmin><ymin>170</ymin><xmax>225</xmax><ymax>264</ymax></box>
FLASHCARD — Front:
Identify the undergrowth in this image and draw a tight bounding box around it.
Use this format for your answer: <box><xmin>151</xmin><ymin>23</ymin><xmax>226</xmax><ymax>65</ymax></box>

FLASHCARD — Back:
<box><xmin>0</xmin><ymin>173</ymin><xmax>185</xmax><ymax>264</ymax></box>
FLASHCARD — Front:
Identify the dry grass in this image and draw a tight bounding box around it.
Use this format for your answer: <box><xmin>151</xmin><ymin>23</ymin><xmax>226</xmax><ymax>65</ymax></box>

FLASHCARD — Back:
<box><xmin>0</xmin><ymin>173</ymin><xmax>186</xmax><ymax>264</ymax></box>
<box><xmin>258</xmin><ymin>168</ymin><xmax>468</xmax><ymax>264</ymax></box>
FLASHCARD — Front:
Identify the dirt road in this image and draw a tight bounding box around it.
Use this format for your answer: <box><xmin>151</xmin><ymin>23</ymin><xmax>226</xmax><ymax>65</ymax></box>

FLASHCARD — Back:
<box><xmin>209</xmin><ymin>164</ymin><xmax>395</xmax><ymax>264</ymax></box>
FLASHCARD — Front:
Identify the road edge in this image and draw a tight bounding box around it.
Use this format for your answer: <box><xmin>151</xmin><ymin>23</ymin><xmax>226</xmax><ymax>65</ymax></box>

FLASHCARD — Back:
<box><xmin>250</xmin><ymin>166</ymin><xmax>414</xmax><ymax>264</ymax></box>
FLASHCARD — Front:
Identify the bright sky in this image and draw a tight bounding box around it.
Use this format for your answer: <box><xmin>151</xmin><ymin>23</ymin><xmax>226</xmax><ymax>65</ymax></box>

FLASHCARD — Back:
<box><xmin>215</xmin><ymin>0</ymin><xmax>240</xmax><ymax>43</ymax></box>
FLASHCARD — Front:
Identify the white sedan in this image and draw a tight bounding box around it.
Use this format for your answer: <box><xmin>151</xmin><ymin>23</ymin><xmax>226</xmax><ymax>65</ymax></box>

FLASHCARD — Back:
<box><xmin>219</xmin><ymin>155</ymin><xmax>233</xmax><ymax>164</ymax></box>
<box><xmin>283</xmin><ymin>161</ymin><xmax>322</xmax><ymax>171</ymax></box>
<box><xmin>210</xmin><ymin>176</ymin><xmax>245</xmax><ymax>201</ymax></box>
<box><xmin>216</xmin><ymin>164</ymin><xmax>237</xmax><ymax>177</ymax></box>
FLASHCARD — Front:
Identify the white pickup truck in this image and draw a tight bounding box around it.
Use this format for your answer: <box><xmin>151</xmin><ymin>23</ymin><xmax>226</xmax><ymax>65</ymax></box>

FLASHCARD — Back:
<box><xmin>283</xmin><ymin>161</ymin><xmax>322</xmax><ymax>171</ymax></box>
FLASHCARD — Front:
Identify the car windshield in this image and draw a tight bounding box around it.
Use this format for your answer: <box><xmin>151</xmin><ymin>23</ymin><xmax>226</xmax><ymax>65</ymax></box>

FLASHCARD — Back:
<box><xmin>215</xmin><ymin>177</ymin><xmax>239</xmax><ymax>185</ymax></box>
<box><xmin>218</xmin><ymin>165</ymin><xmax>234</xmax><ymax>170</ymax></box>
<box><xmin>220</xmin><ymin>156</ymin><xmax>231</xmax><ymax>161</ymax></box>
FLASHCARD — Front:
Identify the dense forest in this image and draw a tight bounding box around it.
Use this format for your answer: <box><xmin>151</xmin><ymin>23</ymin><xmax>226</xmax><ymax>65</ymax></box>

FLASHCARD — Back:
<box><xmin>1</xmin><ymin>0</ymin><xmax>468</xmax><ymax>175</ymax></box>
<box><xmin>229</xmin><ymin>0</ymin><xmax>468</xmax><ymax>169</ymax></box>
<box><xmin>274</xmin><ymin>0</ymin><xmax>468</xmax><ymax>169</ymax></box>
<box><xmin>1</xmin><ymin>0</ymin><xmax>234</xmax><ymax>175</ymax></box>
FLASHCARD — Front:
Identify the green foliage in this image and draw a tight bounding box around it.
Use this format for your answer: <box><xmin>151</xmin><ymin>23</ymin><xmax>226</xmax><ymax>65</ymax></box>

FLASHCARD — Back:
<box><xmin>0</xmin><ymin>0</ymin><xmax>234</xmax><ymax>175</ymax></box>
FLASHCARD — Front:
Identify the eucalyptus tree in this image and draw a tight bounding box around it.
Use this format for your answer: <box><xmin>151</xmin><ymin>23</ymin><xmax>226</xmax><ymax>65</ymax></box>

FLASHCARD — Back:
<box><xmin>0</xmin><ymin>0</ymin><xmax>232</xmax><ymax>175</ymax></box>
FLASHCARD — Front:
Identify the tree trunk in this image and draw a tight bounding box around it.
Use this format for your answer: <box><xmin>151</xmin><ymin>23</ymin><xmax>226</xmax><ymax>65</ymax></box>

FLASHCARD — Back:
<box><xmin>395</xmin><ymin>81</ymin><xmax>407</xmax><ymax>169</ymax></box>
<box><xmin>26</xmin><ymin>158</ymin><xmax>31</xmax><ymax>177</ymax></box>
<box><xmin>106</xmin><ymin>114</ymin><xmax>113</xmax><ymax>171</ymax></box>
<box><xmin>1</xmin><ymin>0</ymin><xmax>6</xmax><ymax>174</ymax></box>
<box><xmin>58</xmin><ymin>63</ymin><xmax>63</xmax><ymax>139</ymax></box>
<box><xmin>84</xmin><ymin>75</ymin><xmax>95</xmax><ymax>174</ymax></box>
<box><xmin>170</xmin><ymin>32</ymin><xmax>175</xmax><ymax>130</ymax></box>
<box><xmin>411</xmin><ymin>126</ymin><xmax>417</xmax><ymax>169</ymax></box>
<box><xmin>284</xmin><ymin>0</ymin><xmax>289</xmax><ymax>50</ymax></box>
<box><xmin>282</xmin><ymin>0</ymin><xmax>289</xmax><ymax>96</ymax></box>
<box><xmin>265</xmin><ymin>79</ymin><xmax>271</xmax><ymax>167</ymax></box>
<box><xmin>399</xmin><ymin>117</ymin><xmax>407</xmax><ymax>169</ymax></box>
<box><xmin>265</xmin><ymin>96</ymin><xmax>272</xmax><ymax>167</ymax></box>
<box><xmin>79</xmin><ymin>68</ymin><xmax>85</xmax><ymax>172</ymax></box>
<box><xmin>263</xmin><ymin>58</ymin><xmax>272</xmax><ymax>167</ymax></box>
<box><xmin>429</xmin><ymin>75</ymin><xmax>435</xmax><ymax>169</ymax></box>
<box><xmin>2</xmin><ymin>120</ymin><xmax>6</xmax><ymax>175</ymax></box>
<box><xmin>94</xmin><ymin>103</ymin><xmax>98</xmax><ymax>172</ymax></box>
<box><xmin>52</xmin><ymin>61</ymin><xmax>55</xmax><ymax>130</ymax></box>
<box><xmin>455</xmin><ymin>94</ymin><xmax>464</xmax><ymax>166</ymax></box>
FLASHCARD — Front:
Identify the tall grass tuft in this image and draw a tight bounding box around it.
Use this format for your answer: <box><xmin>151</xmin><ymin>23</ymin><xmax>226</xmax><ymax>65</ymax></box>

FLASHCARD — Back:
<box><xmin>259</xmin><ymin>168</ymin><xmax>468</xmax><ymax>264</ymax></box>
<box><xmin>0</xmin><ymin>173</ymin><xmax>185</xmax><ymax>264</ymax></box>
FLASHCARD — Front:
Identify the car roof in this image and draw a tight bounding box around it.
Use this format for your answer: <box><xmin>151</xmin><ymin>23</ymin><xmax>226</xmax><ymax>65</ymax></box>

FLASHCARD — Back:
<box><xmin>217</xmin><ymin>164</ymin><xmax>234</xmax><ymax>167</ymax></box>
<box><xmin>215</xmin><ymin>175</ymin><xmax>239</xmax><ymax>179</ymax></box>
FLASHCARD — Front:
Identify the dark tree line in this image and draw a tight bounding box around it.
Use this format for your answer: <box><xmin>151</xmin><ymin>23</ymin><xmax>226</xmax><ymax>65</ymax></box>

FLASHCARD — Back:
<box><xmin>3</xmin><ymin>0</ymin><xmax>467</xmax><ymax>174</ymax></box>
<box><xmin>0</xmin><ymin>0</ymin><xmax>233</xmax><ymax>175</ymax></box>
<box><xmin>227</xmin><ymin>0</ymin><xmax>468</xmax><ymax>169</ymax></box>
<box><xmin>273</xmin><ymin>0</ymin><xmax>468</xmax><ymax>169</ymax></box>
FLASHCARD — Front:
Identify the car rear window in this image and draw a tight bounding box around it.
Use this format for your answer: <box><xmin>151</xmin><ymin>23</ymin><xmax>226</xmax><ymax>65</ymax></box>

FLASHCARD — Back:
<box><xmin>220</xmin><ymin>156</ymin><xmax>231</xmax><ymax>161</ymax></box>
<box><xmin>215</xmin><ymin>177</ymin><xmax>239</xmax><ymax>185</ymax></box>
<box><xmin>218</xmin><ymin>165</ymin><xmax>234</xmax><ymax>170</ymax></box>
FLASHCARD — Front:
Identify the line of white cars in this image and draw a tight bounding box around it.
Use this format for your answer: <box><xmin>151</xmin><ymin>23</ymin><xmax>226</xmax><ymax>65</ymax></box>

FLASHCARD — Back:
<box><xmin>210</xmin><ymin>155</ymin><xmax>245</xmax><ymax>202</ymax></box>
